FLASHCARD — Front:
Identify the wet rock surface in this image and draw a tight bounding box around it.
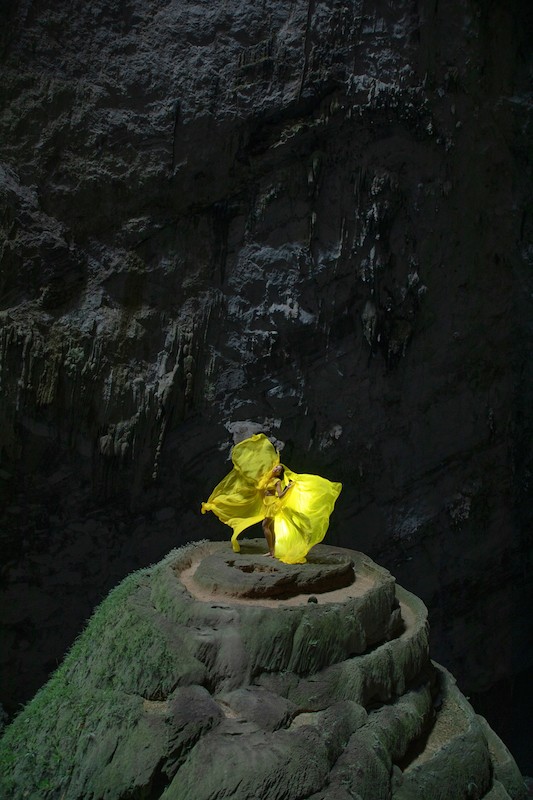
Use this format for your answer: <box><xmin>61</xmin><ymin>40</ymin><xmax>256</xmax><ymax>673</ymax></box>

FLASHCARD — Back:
<box><xmin>0</xmin><ymin>541</ymin><xmax>526</xmax><ymax>800</ymax></box>
<box><xmin>0</xmin><ymin>0</ymin><xmax>531</xmax><ymax>769</ymax></box>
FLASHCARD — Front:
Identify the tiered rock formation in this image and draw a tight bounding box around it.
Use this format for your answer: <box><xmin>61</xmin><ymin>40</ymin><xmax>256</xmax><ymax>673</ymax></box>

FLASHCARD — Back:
<box><xmin>0</xmin><ymin>541</ymin><xmax>525</xmax><ymax>799</ymax></box>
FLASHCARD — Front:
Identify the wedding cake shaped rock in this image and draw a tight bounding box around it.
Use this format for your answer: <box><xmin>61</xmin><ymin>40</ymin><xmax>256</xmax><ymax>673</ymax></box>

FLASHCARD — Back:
<box><xmin>0</xmin><ymin>541</ymin><xmax>526</xmax><ymax>799</ymax></box>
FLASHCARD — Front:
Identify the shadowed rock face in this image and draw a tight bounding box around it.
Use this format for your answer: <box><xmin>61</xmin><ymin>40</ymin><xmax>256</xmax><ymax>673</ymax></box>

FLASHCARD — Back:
<box><xmin>0</xmin><ymin>0</ymin><xmax>531</xmax><ymax>734</ymax></box>
<box><xmin>0</xmin><ymin>542</ymin><xmax>526</xmax><ymax>800</ymax></box>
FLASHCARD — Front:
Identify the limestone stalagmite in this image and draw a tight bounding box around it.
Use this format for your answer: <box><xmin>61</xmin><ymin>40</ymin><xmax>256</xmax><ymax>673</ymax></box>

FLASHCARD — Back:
<box><xmin>0</xmin><ymin>541</ymin><xmax>526</xmax><ymax>799</ymax></box>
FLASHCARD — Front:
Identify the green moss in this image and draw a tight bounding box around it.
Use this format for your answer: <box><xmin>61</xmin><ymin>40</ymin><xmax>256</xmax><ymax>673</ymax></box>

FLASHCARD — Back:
<box><xmin>59</xmin><ymin>566</ymin><xmax>149</xmax><ymax>670</ymax></box>
<box><xmin>61</xmin><ymin>599</ymin><xmax>183</xmax><ymax>698</ymax></box>
<box><xmin>0</xmin><ymin>682</ymin><xmax>142</xmax><ymax>798</ymax></box>
<box><xmin>150</xmin><ymin>563</ymin><xmax>195</xmax><ymax>624</ymax></box>
<box><xmin>57</xmin><ymin>553</ymin><xmax>204</xmax><ymax>698</ymax></box>
<box><xmin>0</xmin><ymin>549</ymin><xmax>206</xmax><ymax>798</ymax></box>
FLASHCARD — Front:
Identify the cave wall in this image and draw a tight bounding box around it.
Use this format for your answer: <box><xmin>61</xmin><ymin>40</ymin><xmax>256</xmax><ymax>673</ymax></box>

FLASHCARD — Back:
<box><xmin>0</xmin><ymin>0</ymin><xmax>531</xmax><ymax>716</ymax></box>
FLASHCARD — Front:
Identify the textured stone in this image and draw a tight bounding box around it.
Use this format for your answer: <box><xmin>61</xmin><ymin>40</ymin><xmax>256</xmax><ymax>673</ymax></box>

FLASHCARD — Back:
<box><xmin>192</xmin><ymin>541</ymin><xmax>355</xmax><ymax>598</ymax></box>
<box><xmin>477</xmin><ymin>716</ymin><xmax>527</xmax><ymax>800</ymax></box>
<box><xmin>394</xmin><ymin>666</ymin><xmax>493</xmax><ymax>800</ymax></box>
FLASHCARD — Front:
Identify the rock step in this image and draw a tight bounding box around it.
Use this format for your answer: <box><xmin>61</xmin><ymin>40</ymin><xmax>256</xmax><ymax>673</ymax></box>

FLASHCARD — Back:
<box><xmin>393</xmin><ymin>664</ymin><xmax>527</xmax><ymax>800</ymax></box>
<box><xmin>483</xmin><ymin>782</ymin><xmax>513</xmax><ymax>800</ymax></box>
<box><xmin>155</xmin><ymin>540</ymin><xmax>407</xmax><ymax>688</ymax></box>
<box><xmin>477</xmin><ymin>715</ymin><xmax>527</xmax><ymax>800</ymax></box>
<box><xmin>192</xmin><ymin>540</ymin><xmax>356</xmax><ymax>598</ymax></box>
<box><xmin>305</xmin><ymin>683</ymin><xmax>435</xmax><ymax>800</ymax></box>
<box><xmin>256</xmin><ymin>581</ymin><xmax>430</xmax><ymax>711</ymax></box>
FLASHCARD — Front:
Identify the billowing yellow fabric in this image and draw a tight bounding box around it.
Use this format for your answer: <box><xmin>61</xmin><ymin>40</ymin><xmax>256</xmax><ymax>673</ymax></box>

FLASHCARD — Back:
<box><xmin>201</xmin><ymin>433</ymin><xmax>342</xmax><ymax>564</ymax></box>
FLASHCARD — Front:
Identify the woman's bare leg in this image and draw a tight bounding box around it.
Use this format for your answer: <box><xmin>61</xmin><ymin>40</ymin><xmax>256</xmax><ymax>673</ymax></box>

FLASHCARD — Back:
<box><xmin>262</xmin><ymin>518</ymin><xmax>275</xmax><ymax>557</ymax></box>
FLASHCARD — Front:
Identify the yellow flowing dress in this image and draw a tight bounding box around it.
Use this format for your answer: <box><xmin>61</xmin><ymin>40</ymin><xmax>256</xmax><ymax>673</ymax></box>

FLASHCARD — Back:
<box><xmin>201</xmin><ymin>433</ymin><xmax>342</xmax><ymax>564</ymax></box>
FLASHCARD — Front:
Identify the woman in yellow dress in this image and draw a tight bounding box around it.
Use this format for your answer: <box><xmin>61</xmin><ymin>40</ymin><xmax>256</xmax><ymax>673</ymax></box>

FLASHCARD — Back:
<box><xmin>201</xmin><ymin>433</ymin><xmax>342</xmax><ymax>564</ymax></box>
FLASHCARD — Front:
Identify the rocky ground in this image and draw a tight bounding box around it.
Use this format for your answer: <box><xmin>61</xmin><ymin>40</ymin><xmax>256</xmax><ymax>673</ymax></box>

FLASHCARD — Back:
<box><xmin>0</xmin><ymin>0</ymin><xmax>531</xmax><ymax>771</ymax></box>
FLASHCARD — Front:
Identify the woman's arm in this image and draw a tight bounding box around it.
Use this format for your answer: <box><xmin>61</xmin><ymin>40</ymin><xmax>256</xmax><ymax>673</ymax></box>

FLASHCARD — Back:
<box><xmin>275</xmin><ymin>480</ymin><xmax>294</xmax><ymax>498</ymax></box>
